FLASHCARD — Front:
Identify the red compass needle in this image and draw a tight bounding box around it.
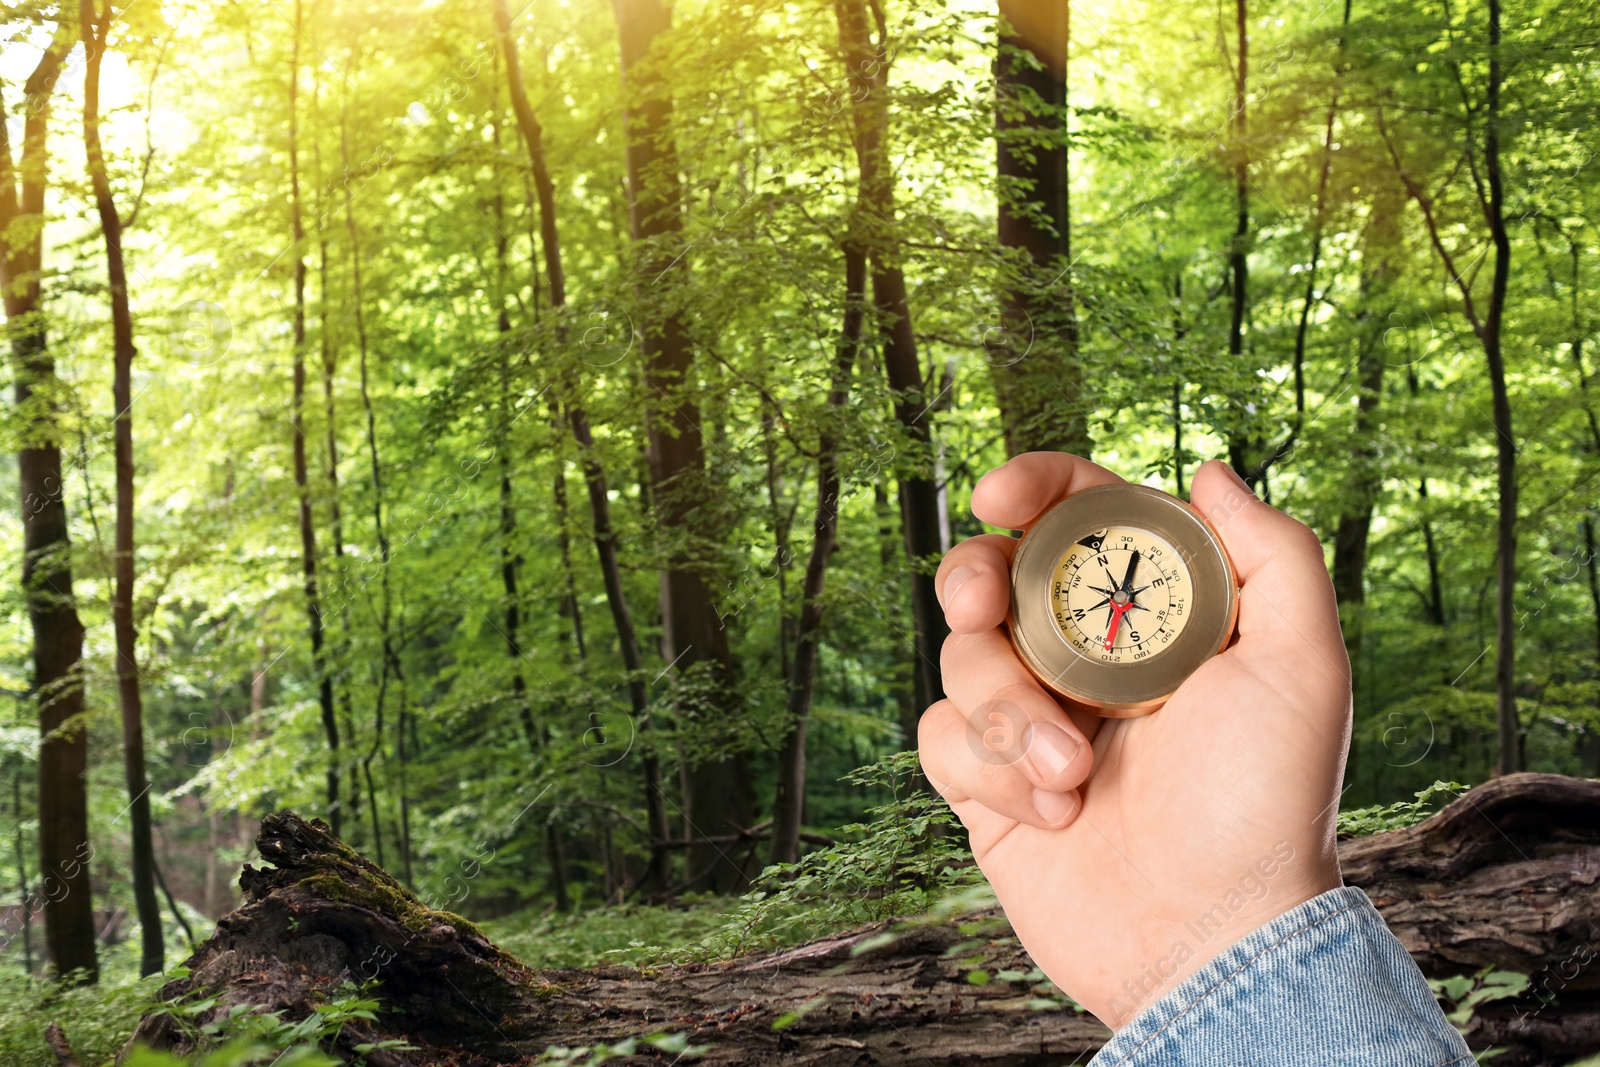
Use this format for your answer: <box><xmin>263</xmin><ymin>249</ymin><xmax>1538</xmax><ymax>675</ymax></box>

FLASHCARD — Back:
<box><xmin>1103</xmin><ymin>598</ymin><xmax>1132</xmax><ymax>651</ymax></box>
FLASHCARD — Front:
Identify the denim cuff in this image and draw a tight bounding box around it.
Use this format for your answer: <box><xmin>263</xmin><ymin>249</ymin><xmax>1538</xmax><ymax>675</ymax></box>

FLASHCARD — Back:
<box><xmin>1089</xmin><ymin>886</ymin><xmax>1475</xmax><ymax>1067</ymax></box>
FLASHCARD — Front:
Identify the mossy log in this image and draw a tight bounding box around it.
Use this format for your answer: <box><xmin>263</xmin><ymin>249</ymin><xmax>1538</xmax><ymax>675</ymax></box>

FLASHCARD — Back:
<box><xmin>127</xmin><ymin>774</ymin><xmax>1600</xmax><ymax>1066</ymax></box>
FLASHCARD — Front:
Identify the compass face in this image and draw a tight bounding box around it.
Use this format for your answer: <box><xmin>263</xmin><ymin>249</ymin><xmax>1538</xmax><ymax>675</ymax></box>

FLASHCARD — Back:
<box><xmin>1007</xmin><ymin>483</ymin><xmax>1238</xmax><ymax>715</ymax></box>
<box><xmin>1050</xmin><ymin>527</ymin><xmax>1191</xmax><ymax>664</ymax></box>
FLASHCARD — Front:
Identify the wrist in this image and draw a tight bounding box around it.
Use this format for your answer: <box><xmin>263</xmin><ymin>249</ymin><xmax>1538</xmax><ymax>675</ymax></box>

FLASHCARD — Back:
<box><xmin>1088</xmin><ymin>845</ymin><xmax>1342</xmax><ymax>1028</ymax></box>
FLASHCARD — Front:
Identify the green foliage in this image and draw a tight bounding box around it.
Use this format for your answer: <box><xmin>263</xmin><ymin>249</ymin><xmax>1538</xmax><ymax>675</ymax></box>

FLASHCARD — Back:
<box><xmin>0</xmin><ymin>972</ymin><xmax>163</xmax><ymax>1067</ymax></box>
<box><xmin>1429</xmin><ymin>967</ymin><xmax>1532</xmax><ymax>1028</ymax></box>
<box><xmin>668</xmin><ymin>752</ymin><xmax>991</xmax><ymax>962</ymax></box>
<box><xmin>1336</xmin><ymin>781</ymin><xmax>1470</xmax><ymax>837</ymax></box>
<box><xmin>127</xmin><ymin>979</ymin><xmax>414</xmax><ymax>1067</ymax></box>
<box><xmin>537</xmin><ymin>1031</ymin><xmax>708</xmax><ymax>1065</ymax></box>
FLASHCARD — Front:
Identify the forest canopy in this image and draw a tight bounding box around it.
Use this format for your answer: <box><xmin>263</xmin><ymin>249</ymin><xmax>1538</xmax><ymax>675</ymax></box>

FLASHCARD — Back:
<box><xmin>1</xmin><ymin>0</ymin><xmax>1598</xmax><ymax>1003</ymax></box>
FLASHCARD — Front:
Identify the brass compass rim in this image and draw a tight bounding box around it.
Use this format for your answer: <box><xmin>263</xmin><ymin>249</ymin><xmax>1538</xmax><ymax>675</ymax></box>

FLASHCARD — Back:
<box><xmin>1007</xmin><ymin>483</ymin><xmax>1239</xmax><ymax>717</ymax></box>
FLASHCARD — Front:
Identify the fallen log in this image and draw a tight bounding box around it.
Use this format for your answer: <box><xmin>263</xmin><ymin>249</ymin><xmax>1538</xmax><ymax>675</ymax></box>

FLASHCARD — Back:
<box><xmin>126</xmin><ymin>773</ymin><xmax>1600</xmax><ymax>1066</ymax></box>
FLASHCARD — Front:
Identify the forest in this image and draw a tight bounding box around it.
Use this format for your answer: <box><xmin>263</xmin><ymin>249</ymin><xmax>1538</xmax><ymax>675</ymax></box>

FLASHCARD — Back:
<box><xmin>1</xmin><ymin>0</ymin><xmax>1599</xmax><ymax>1059</ymax></box>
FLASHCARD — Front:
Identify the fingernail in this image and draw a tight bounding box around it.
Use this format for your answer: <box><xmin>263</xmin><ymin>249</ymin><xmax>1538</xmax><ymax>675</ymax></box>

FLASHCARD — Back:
<box><xmin>1214</xmin><ymin>459</ymin><xmax>1252</xmax><ymax>495</ymax></box>
<box><xmin>942</xmin><ymin>566</ymin><xmax>977</xmax><ymax>609</ymax></box>
<box><xmin>1021</xmin><ymin>720</ymin><xmax>1079</xmax><ymax>784</ymax></box>
<box><xmin>1033</xmin><ymin>786</ymin><xmax>1079</xmax><ymax>826</ymax></box>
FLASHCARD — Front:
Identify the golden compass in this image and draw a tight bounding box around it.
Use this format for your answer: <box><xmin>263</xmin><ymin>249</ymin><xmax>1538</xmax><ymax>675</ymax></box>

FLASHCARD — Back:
<box><xmin>1008</xmin><ymin>483</ymin><xmax>1239</xmax><ymax>716</ymax></box>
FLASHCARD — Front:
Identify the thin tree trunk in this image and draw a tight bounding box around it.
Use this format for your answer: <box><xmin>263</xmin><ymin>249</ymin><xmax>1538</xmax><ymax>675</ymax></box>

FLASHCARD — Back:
<box><xmin>1483</xmin><ymin>0</ymin><xmax>1517</xmax><ymax>776</ymax></box>
<box><xmin>1331</xmin><ymin>185</ymin><xmax>1403</xmax><ymax>664</ymax></box>
<box><xmin>340</xmin><ymin>84</ymin><xmax>392</xmax><ymax>873</ymax></box>
<box><xmin>82</xmin><ymin>0</ymin><xmax>162</xmax><ymax>979</ymax></box>
<box><xmin>612</xmin><ymin>0</ymin><xmax>754</xmax><ymax>892</ymax></box>
<box><xmin>1225</xmin><ymin>0</ymin><xmax>1252</xmax><ymax>483</ymax></box>
<box><xmin>1561</xmin><ymin>238</ymin><xmax>1600</xmax><ymax>671</ymax></box>
<box><xmin>1255</xmin><ymin>0</ymin><xmax>1352</xmax><ymax>483</ymax></box>
<box><xmin>1</xmin><ymin>22</ymin><xmax>98</xmax><ymax>986</ymax></box>
<box><xmin>1170</xmin><ymin>272</ymin><xmax>1187</xmax><ymax>497</ymax></box>
<box><xmin>771</xmin><ymin>246</ymin><xmax>866</xmax><ymax>866</ymax></box>
<box><xmin>495</xmin><ymin>0</ymin><xmax>671</xmax><ymax>892</ymax></box>
<box><xmin>12</xmin><ymin>771</ymin><xmax>33</xmax><ymax>975</ymax></box>
<box><xmin>488</xmin><ymin>50</ymin><xmax>572</xmax><ymax>911</ymax></box>
<box><xmin>288</xmin><ymin>0</ymin><xmax>341</xmax><ymax>833</ymax></box>
<box><xmin>489</xmin><ymin>45</ymin><xmax>538</xmax><ymax>753</ymax></box>
<box><xmin>311</xmin><ymin>60</ymin><xmax>362</xmax><ymax>846</ymax></box>
<box><xmin>836</xmin><ymin>0</ymin><xmax>950</xmax><ymax>715</ymax></box>
<box><xmin>993</xmin><ymin>1</ymin><xmax>1087</xmax><ymax>457</ymax></box>
<box><xmin>1378</xmin><ymin>2</ymin><xmax>1516</xmax><ymax>772</ymax></box>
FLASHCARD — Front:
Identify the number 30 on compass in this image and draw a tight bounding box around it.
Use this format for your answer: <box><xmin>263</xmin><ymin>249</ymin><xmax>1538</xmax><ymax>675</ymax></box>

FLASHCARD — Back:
<box><xmin>1007</xmin><ymin>484</ymin><xmax>1240</xmax><ymax>717</ymax></box>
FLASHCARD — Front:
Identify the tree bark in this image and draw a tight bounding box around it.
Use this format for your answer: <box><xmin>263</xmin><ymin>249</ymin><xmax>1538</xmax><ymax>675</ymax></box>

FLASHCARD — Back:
<box><xmin>1483</xmin><ymin>0</ymin><xmax>1517</xmax><ymax>777</ymax></box>
<box><xmin>288</xmin><ymin>0</ymin><xmax>341</xmax><ymax>833</ymax></box>
<box><xmin>1</xmin><ymin>20</ymin><xmax>98</xmax><ymax>986</ymax></box>
<box><xmin>1225</xmin><ymin>0</ymin><xmax>1252</xmax><ymax>484</ymax></box>
<box><xmin>339</xmin><ymin>80</ymin><xmax>396</xmax><ymax>875</ymax></box>
<box><xmin>1378</xmin><ymin>4</ymin><xmax>1517</xmax><ymax>774</ymax></box>
<box><xmin>836</xmin><ymin>0</ymin><xmax>950</xmax><ymax>715</ymax></box>
<box><xmin>132</xmin><ymin>775</ymin><xmax>1600</xmax><ymax>1067</ymax></box>
<box><xmin>1330</xmin><ymin>187</ymin><xmax>1404</xmax><ymax>668</ymax></box>
<box><xmin>82</xmin><ymin>0</ymin><xmax>163</xmax><ymax>979</ymax></box>
<box><xmin>993</xmin><ymin>0</ymin><xmax>1088</xmax><ymax>457</ymax></box>
<box><xmin>495</xmin><ymin>0</ymin><xmax>671</xmax><ymax>892</ymax></box>
<box><xmin>612</xmin><ymin>0</ymin><xmax>754</xmax><ymax>892</ymax></box>
<box><xmin>771</xmin><ymin>247</ymin><xmax>865</xmax><ymax>866</ymax></box>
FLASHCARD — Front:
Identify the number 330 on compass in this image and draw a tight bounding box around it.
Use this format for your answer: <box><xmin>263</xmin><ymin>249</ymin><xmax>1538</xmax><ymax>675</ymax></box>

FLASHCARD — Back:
<box><xmin>1007</xmin><ymin>484</ymin><xmax>1240</xmax><ymax>717</ymax></box>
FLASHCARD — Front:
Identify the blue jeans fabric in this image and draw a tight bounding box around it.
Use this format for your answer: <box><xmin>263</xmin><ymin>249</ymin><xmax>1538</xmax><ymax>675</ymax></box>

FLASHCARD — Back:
<box><xmin>1089</xmin><ymin>886</ymin><xmax>1475</xmax><ymax>1066</ymax></box>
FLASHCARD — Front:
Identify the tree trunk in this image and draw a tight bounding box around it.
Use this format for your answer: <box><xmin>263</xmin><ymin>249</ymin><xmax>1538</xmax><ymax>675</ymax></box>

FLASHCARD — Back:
<box><xmin>1330</xmin><ymin>188</ymin><xmax>1403</xmax><ymax>667</ymax></box>
<box><xmin>612</xmin><ymin>0</ymin><xmax>754</xmax><ymax>892</ymax></box>
<box><xmin>771</xmin><ymin>247</ymin><xmax>866</xmax><ymax>866</ymax></box>
<box><xmin>495</xmin><ymin>0</ymin><xmax>671</xmax><ymax>892</ymax></box>
<box><xmin>1225</xmin><ymin>0</ymin><xmax>1253</xmax><ymax>485</ymax></box>
<box><xmin>1255</xmin><ymin>0</ymin><xmax>1353</xmax><ymax>484</ymax></box>
<box><xmin>288</xmin><ymin>0</ymin><xmax>341</xmax><ymax>833</ymax></box>
<box><xmin>1</xmin><ymin>22</ymin><xmax>98</xmax><ymax>986</ymax></box>
<box><xmin>1483</xmin><ymin>0</ymin><xmax>1518</xmax><ymax>776</ymax></box>
<box><xmin>836</xmin><ymin>0</ymin><xmax>950</xmax><ymax>715</ymax></box>
<box><xmin>82</xmin><ymin>0</ymin><xmax>163</xmax><ymax>979</ymax></box>
<box><xmin>131</xmin><ymin>775</ymin><xmax>1600</xmax><ymax>1067</ymax></box>
<box><xmin>993</xmin><ymin>1</ymin><xmax>1088</xmax><ymax>457</ymax></box>
<box><xmin>340</xmin><ymin>83</ymin><xmax>395</xmax><ymax>874</ymax></box>
<box><xmin>1379</xmin><ymin>3</ymin><xmax>1517</xmax><ymax>772</ymax></box>
<box><xmin>310</xmin><ymin>58</ymin><xmax>362</xmax><ymax>842</ymax></box>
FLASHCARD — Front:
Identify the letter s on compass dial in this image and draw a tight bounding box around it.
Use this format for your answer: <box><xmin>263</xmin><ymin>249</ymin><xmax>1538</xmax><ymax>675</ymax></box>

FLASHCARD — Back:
<box><xmin>1051</xmin><ymin>528</ymin><xmax>1190</xmax><ymax>663</ymax></box>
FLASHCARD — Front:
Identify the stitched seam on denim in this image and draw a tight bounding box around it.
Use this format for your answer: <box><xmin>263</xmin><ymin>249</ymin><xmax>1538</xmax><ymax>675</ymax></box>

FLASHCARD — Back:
<box><xmin>1101</xmin><ymin>897</ymin><xmax>1365</xmax><ymax>1067</ymax></box>
<box><xmin>1430</xmin><ymin>1057</ymin><xmax>1475</xmax><ymax>1067</ymax></box>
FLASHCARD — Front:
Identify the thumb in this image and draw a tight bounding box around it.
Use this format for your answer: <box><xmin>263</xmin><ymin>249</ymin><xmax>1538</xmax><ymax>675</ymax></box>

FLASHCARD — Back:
<box><xmin>1189</xmin><ymin>461</ymin><xmax>1348</xmax><ymax>691</ymax></box>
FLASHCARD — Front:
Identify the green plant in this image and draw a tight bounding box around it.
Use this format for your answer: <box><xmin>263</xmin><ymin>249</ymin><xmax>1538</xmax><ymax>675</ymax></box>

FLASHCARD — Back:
<box><xmin>1429</xmin><ymin>967</ymin><xmax>1531</xmax><ymax>1028</ymax></box>
<box><xmin>127</xmin><ymin>977</ymin><xmax>414</xmax><ymax>1067</ymax></box>
<box><xmin>1336</xmin><ymin>781</ymin><xmax>1470</xmax><ymax>837</ymax></box>
<box><xmin>537</xmin><ymin>1030</ymin><xmax>708</xmax><ymax>1065</ymax></box>
<box><xmin>671</xmin><ymin>751</ymin><xmax>992</xmax><ymax>963</ymax></box>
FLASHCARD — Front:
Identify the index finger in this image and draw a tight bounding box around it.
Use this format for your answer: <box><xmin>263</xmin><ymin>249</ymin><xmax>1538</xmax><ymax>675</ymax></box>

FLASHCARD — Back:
<box><xmin>972</xmin><ymin>452</ymin><xmax>1126</xmax><ymax>531</ymax></box>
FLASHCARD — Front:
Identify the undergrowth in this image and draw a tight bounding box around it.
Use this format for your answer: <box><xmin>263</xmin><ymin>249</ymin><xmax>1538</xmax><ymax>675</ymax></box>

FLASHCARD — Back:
<box><xmin>1336</xmin><ymin>781</ymin><xmax>1469</xmax><ymax>837</ymax></box>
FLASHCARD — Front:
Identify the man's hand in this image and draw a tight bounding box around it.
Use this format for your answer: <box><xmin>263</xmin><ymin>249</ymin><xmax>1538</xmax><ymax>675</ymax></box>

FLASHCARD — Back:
<box><xmin>920</xmin><ymin>454</ymin><xmax>1350</xmax><ymax>1027</ymax></box>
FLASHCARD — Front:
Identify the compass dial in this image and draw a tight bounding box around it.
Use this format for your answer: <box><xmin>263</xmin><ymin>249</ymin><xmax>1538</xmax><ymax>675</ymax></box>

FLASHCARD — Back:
<box><xmin>1050</xmin><ymin>527</ymin><xmax>1190</xmax><ymax>664</ymax></box>
<box><xmin>1007</xmin><ymin>483</ymin><xmax>1238</xmax><ymax>715</ymax></box>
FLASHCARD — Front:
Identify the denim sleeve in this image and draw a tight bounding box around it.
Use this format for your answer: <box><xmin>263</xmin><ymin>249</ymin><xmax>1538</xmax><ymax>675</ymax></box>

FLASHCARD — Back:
<box><xmin>1088</xmin><ymin>886</ymin><xmax>1475</xmax><ymax>1067</ymax></box>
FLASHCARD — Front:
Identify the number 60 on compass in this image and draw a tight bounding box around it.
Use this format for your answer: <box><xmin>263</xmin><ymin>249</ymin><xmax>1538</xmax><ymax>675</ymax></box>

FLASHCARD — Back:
<box><xmin>1007</xmin><ymin>484</ymin><xmax>1240</xmax><ymax>717</ymax></box>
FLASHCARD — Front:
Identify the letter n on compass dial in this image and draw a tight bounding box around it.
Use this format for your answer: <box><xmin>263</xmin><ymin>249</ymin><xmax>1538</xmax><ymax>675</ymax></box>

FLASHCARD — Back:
<box><xmin>1051</xmin><ymin>527</ymin><xmax>1192</xmax><ymax>663</ymax></box>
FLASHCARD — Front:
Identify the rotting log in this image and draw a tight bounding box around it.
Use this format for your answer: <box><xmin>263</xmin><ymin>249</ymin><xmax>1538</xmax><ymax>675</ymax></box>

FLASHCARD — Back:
<box><xmin>126</xmin><ymin>774</ymin><xmax>1600</xmax><ymax>1066</ymax></box>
